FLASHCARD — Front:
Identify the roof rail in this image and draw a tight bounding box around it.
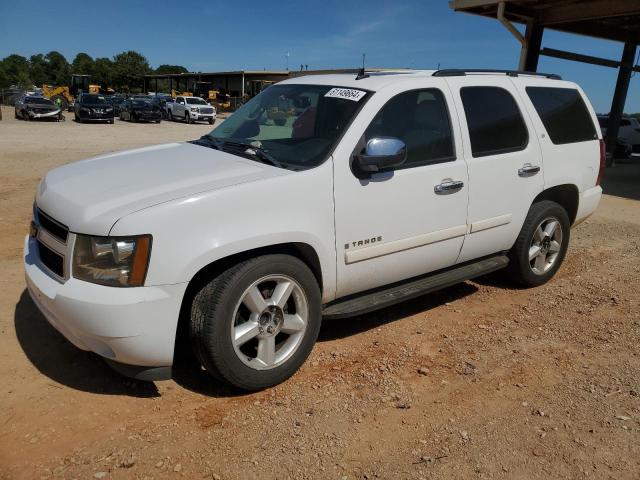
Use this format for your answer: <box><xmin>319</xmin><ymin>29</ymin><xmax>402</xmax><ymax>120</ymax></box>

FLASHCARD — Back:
<box><xmin>432</xmin><ymin>69</ymin><xmax>562</xmax><ymax>80</ymax></box>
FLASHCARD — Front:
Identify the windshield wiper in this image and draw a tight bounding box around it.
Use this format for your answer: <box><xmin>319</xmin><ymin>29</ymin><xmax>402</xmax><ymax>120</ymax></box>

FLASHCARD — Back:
<box><xmin>192</xmin><ymin>135</ymin><xmax>224</xmax><ymax>151</ymax></box>
<box><xmin>219</xmin><ymin>139</ymin><xmax>286</xmax><ymax>169</ymax></box>
<box><xmin>195</xmin><ymin>136</ymin><xmax>288</xmax><ymax>170</ymax></box>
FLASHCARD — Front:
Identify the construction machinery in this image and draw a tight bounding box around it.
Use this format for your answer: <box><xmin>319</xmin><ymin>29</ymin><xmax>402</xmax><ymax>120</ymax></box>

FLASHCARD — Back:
<box><xmin>41</xmin><ymin>75</ymin><xmax>104</xmax><ymax>110</ymax></box>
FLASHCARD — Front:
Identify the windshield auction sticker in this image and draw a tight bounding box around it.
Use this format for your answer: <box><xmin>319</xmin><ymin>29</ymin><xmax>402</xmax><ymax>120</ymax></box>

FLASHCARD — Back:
<box><xmin>324</xmin><ymin>88</ymin><xmax>367</xmax><ymax>102</ymax></box>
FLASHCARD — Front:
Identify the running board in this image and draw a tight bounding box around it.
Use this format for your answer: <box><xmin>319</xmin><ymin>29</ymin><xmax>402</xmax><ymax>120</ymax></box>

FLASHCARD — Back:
<box><xmin>322</xmin><ymin>255</ymin><xmax>509</xmax><ymax>319</ymax></box>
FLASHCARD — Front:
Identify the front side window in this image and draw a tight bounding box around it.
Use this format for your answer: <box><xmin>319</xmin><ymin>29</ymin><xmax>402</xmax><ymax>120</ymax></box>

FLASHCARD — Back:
<box><xmin>461</xmin><ymin>86</ymin><xmax>528</xmax><ymax>157</ymax></box>
<box><xmin>204</xmin><ymin>84</ymin><xmax>370</xmax><ymax>170</ymax></box>
<box><xmin>526</xmin><ymin>87</ymin><xmax>597</xmax><ymax>145</ymax></box>
<box><xmin>364</xmin><ymin>89</ymin><xmax>455</xmax><ymax>168</ymax></box>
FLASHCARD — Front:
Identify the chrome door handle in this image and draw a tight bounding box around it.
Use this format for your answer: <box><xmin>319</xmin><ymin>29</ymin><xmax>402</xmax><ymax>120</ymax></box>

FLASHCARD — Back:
<box><xmin>434</xmin><ymin>179</ymin><xmax>464</xmax><ymax>195</ymax></box>
<box><xmin>518</xmin><ymin>163</ymin><xmax>541</xmax><ymax>177</ymax></box>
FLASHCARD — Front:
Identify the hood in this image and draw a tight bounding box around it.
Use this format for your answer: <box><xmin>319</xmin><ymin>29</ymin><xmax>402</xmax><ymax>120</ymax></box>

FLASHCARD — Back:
<box><xmin>36</xmin><ymin>142</ymin><xmax>288</xmax><ymax>235</ymax></box>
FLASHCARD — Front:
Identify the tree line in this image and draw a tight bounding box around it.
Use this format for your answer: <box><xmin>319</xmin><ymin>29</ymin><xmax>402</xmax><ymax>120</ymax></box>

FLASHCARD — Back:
<box><xmin>0</xmin><ymin>50</ymin><xmax>188</xmax><ymax>92</ymax></box>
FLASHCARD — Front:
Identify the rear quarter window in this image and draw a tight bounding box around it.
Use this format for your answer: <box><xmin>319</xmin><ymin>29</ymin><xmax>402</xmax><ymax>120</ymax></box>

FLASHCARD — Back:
<box><xmin>526</xmin><ymin>87</ymin><xmax>597</xmax><ymax>145</ymax></box>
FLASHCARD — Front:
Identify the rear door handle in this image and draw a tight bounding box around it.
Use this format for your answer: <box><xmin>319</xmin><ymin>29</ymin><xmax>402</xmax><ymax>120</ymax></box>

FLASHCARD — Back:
<box><xmin>518</xmin><ymin>163</ymin><xmax>541</xmax><ymax>177</ymax></box>
<box><xmin>434</xmin><ymin>179</ymin><xmax>464</xmax><ymax>195</ymax></box>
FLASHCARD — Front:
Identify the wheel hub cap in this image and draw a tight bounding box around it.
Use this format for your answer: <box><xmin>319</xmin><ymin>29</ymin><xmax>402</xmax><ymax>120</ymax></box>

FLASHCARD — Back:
<box><xmin>258</xmin><ymin>306</ymin><xmax>283</xmax><ymax>336</ymax></box>
<box><xmin>529</xmin><ymin>217</ymin><xmax>563</xmax><ymax>275</ymax></box>
<box><xmin>231</xmin><ymin>275</ymin><xmax>309</xmax><ymax>371</ymax></box>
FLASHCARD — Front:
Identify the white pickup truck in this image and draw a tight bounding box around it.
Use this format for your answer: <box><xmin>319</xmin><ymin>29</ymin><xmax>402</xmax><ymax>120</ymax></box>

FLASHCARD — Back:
<box><xmin>25</xmin><ymin>69</ymin><xmax>603</xmax><ymax>390</ymax></box>
<box><xmin>167</xmin><ymin>96</ymin><xmax>216</xmax><ymax>124</ymax></box>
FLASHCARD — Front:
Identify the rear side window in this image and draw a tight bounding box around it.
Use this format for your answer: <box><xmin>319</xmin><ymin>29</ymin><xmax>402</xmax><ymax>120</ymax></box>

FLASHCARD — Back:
<box><xmin>460</xmin><ymin>87</ymin><xmax>528</xmax><ymax>157</ymax></box>
<box><xmin>526</xmin><ymin>87</ymin><xmax>597</xmax><ymax>144</ymax></box>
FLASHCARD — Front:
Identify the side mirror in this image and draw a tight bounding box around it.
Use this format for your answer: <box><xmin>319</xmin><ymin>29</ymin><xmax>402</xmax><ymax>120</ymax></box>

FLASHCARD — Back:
<box><xmin>355</xmin><ymin>137</ymin><xmax>407</xmax><ymax>174</ymax></box>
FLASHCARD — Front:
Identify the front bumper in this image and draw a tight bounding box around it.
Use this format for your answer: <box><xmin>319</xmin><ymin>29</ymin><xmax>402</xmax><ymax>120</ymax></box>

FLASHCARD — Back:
<box><xmin>24</xmin><ymin>235</ymin><xmax>187</xmax><ymax>369</ymax></box>
<box><xmin>29</xmin><ymin>109</ymin><xmax>61</xmax><ymax>119</ymax></box>
<box><xmin>191</xmin><ymin>111</ymin><xmax>216</xmax><ymax>121</ymax></box>
<box><xmin>134</xmin><ymin>111</ymin><xmax>162</xmax><ymax>121</ymax></box>
<box><xmin>78</xmin><ymin>111</ymin><xmax>114</xmax><ymax>121</ymax></box>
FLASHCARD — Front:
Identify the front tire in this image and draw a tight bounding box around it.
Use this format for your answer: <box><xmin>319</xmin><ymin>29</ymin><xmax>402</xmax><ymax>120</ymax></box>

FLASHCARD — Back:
<box><xmin>506</xmin><ymin>200</ymin><xmax>570</xmax><ymax>287</ymax></box>
<box><xmin>189</xmin><ymin>254</ymin><xmax>321</xmax><ymax>391</ymax></box>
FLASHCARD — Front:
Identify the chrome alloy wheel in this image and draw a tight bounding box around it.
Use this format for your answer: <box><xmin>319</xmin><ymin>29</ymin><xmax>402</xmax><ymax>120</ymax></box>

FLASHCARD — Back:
<box><xmin>529</xmin><ymin>217</ymin><xmax>563</xmax><ymax>275</ymax></box>
<box><xmin>231</xmin><ymin>275</ymin><xmax>308</xmax><ymax>370</ymax></box>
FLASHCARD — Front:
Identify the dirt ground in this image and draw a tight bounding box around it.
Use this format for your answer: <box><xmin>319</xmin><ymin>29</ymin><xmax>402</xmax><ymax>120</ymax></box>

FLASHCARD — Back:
<box><xmin>0</xmin><ymin>105</ymin><xmax>638</xmax><ymax>480</ymax></box>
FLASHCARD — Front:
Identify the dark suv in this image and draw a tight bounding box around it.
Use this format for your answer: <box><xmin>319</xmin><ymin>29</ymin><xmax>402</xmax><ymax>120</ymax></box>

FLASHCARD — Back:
<box><xmin>74</xmin><ymin>94</ymin><xmax>114</xmax><ymax>124</ymax></box>
<box><xmin>119</xmin><ymin>98</ymin><xmax>162</xmax><ymax>123</ymax></box>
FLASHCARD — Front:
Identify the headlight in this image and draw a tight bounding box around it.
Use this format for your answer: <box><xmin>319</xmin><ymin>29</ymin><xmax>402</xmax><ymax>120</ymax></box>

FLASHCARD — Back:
<box><xmin>73</xmin><ymin>235</ymin><xmax>152</xmax><ymax>287</ymax></box>
<box><xmin>81</xmin><ymin>107</ymin><xmax>90</xmax><ymax>113</ymax></box>
<box><xmin>105</xmin><ymin>106</ymin><xmax>113</xmax><ymax>112</ymax></box>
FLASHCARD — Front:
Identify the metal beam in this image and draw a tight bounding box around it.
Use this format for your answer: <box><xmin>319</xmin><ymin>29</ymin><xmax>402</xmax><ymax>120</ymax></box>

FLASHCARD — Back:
<box><xmin>547</xmin><ymin>21</ymin><xmax>640</xmax><ymax>44</ymax></box>
<box><xmin>521</xmin><ymin>21</ymin><xmax>543</xmax><ymax>71</ymax></box>
<box><xmin>606</xmin><ymin>42</ymin><xmax>638</xmax><ymax>157</ymax></box>
<box><xmin>540</xmin><ymin>47</ymin><xmax>640</xmax><ymax>72</ymax></box>
<box><xmin>539</xmin><ymin>0</ymin><xmax>640</xmax><ymax>25</ymax></box>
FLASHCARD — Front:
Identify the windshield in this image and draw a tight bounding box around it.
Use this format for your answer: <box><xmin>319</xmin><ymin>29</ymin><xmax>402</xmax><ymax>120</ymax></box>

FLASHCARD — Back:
<box><xmin>186</xmin><ymin>98</ymin><xmax>208</xmax><ymax>105</ymax></box>
<box><xmin>132</xmin><ymin>100</ymin><xmax>152</xmax><ymax>107</ymax></box>
<box><xmin>205</xmin><ymin>84</ymin><xmax>370</xmax><ymax>170</ymax></box>
<box><xmin>81</xmin><ymin>94</ymin><xmax>107</xmax><ymax>104</ymax></box>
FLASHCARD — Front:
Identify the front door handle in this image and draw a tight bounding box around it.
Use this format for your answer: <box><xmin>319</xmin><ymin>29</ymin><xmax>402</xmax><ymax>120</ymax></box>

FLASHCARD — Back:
<box><xmin>518</xmin><ymin>163</ymin><xmax>541</xmax><ymax>177</ymax></box>
<box><xmin>434</xmin><ymin>179</ymin><xmax>464</xmax><ymax>195</ymax></box>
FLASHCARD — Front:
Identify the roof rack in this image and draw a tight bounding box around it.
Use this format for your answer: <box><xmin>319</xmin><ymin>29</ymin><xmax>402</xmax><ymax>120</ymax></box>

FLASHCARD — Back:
<box><xmin>432</xmin><ymin>69</ymin><xmax>562</xmax><ymax>80</ymax></box>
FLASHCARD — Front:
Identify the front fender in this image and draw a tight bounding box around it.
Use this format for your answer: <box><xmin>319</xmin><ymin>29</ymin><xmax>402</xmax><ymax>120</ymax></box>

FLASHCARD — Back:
<box><xmin>109</xmin><ymin>163</ymin><xmax>337</xmax><ymax>302</ymax></box>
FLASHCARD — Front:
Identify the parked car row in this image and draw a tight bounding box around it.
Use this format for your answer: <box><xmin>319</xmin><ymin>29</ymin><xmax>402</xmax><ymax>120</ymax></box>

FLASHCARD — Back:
<box><xmin>13</xmin><ymin>92</ymin><xmax>216</xmax><ymax>126</ymax></box>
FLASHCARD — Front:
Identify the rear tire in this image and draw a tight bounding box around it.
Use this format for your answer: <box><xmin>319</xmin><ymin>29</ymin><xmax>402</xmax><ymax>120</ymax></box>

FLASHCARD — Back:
<box><xmin>189</xmin><ymin>254</ymin><xmax>321</xmax><ymax>391</ymax></box>
<box><xmin>506</xmin><ymin>200</ymin><xmax>570</xmax><ymax>287</ymax></box>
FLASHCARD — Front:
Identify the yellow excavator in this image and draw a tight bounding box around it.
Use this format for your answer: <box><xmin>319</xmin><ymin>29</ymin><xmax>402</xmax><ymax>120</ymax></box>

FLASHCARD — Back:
<box><xmin>42</xmin><ymin>75</ymin><xmax>113</xmax><ymax>110</ymax></box>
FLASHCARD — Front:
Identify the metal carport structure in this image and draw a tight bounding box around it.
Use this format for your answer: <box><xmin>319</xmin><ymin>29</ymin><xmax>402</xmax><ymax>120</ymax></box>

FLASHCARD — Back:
<box><xmin>449</xmin><ymin>0</ymin><xmax>640</xmax><ymax>157</ymax></box>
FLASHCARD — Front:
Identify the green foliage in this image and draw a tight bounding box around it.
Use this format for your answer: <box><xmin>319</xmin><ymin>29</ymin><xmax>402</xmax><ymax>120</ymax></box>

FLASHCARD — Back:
<box><xmin>44</xmin><ymin>51</ymin><xmax>71</xmax><ymax>85</ymax></box>
<box><xmin>29</xmin><ymin>54</ymin><xmax>49</xmax><ymax>86</ymax></box>
<box><xmin>93</xmin><ymin>57</ymin><xmax>114</xmax><ymax>87</ymax></box>
<box><xmin>72</xmin><ymin>53</ymin><xmax>94</xmax><ymax>76</ymax></box>
<box><xmin>1</xmin><ymin>54</ymin><xmax>31</xmax><ymax>88</ymax></box>
<box><xmin>111</xmin><ymin>51</ymin><xmax>152</xmax><ymax>91</ymax></box>
<box><xmin>0</xmin><ymin>50</ymin><xmax>188</xmax><ymax>92</ymax></box>
<box><xmin>155</xmin><ymin>64</ymin><xmax>189</xmax><ymax>75</ymax></box>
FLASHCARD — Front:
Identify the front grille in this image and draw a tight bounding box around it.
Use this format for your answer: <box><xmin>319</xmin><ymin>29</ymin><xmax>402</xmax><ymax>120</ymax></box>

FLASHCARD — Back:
<box><xmin>37</xmin><ymin>240</ymin><xmax>64</xmax><ymax>277</ymax></box>
<box><xmin>36</xmin><ymin>209</ymin><xmax>68</xmax><ymax>243</ymax></box>
<box><xmin>200</xmin><ymin>107</ymin><xmax>214</xmax><ymax>114</ymax></box>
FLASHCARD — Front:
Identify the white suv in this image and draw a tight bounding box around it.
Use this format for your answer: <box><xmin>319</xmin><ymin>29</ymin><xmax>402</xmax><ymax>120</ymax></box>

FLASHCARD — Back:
<box><xmin>168</xmin><ymin>96</ymin><xmax>216</xmax><ymax>124</ymax></box>
<box><xmin>25</xmin><ymin>69</ymin><xmax>603</xmax><ymax>390</ymax></box>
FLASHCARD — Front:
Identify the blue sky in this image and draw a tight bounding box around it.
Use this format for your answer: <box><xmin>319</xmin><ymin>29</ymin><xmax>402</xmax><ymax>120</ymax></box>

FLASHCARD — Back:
<box><xmin>1</xmin><ymin>0</ymin><xmax>638</xmax><ymax>112</ymax></box>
